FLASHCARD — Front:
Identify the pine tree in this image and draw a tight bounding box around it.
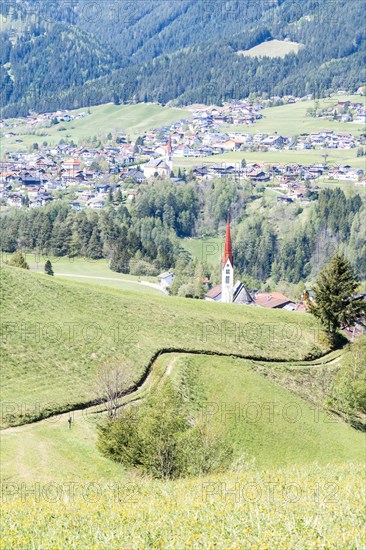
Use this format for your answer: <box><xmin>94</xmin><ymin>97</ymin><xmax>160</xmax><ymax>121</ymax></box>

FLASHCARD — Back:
<box><xmin>87</xmin><ymin>227</ymin><xmax>103</xmax><ymax>259</ymax></box>
<box><xmin>115</xmin><ymin>189</ymin><xmax>123</xmax><ymax>203</ymax></box>
<box><xmin>109</xmin><ymin>230</ymin><xmax>131</xmax><ymax>273</ymax></box>
<box><xmin>106</xmin><ymin>188</ymin><xmax>114</xmax><ymax>206</ymax></box>
<box><xmin>44</xmin><ymin>260</ymin><xmax>54</xmax><ymax>276</ymax></box>
<box><xmin>309</xmin><ymin>254</ymin><xmax>365</xmax><ymax>344</ymax></box>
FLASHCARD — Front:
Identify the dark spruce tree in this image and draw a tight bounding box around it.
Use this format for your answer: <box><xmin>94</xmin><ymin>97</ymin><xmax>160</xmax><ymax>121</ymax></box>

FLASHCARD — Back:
<box><xmin>309</xmin><ymin>254</ymin><xmax>365</xmax><ymax>346</ymax></box>
<box><xmin>44</xmin><ymin>260</ymin><xmax>54</xmax><ymax>276</ymax></box>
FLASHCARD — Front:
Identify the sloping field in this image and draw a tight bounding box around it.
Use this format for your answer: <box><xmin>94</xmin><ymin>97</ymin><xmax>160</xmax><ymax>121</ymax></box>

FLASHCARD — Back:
<box><xmin>1</xmin><ymin>102</ymin><xmax>189</xmax><ymax>154</ymax></box>
<box><xmin>223</xmin><ymin>94</ymin><xmax>366</xmax><ymax>137</ymax></box>
<box><xmin>1</xmin><ymin>265</ymin><xmax>329</xmax><ymax>426</ymax></box>
<box><xmin>2</xmin><ymin>353</ymin><xmax>363</xmax><ymax>481</ymax></box>
<box><xmin>237</xmin><ymin>39</ymin><xmax>302</xmax><ymax>58</ymax></box>
<box><xmin>2</xmin><ymin>268</ymin><xmax>364</xmax><ymax>549</ymax></box>
<box><xmin>1</xmin><ymin>352</ymin><xmax>364</xmax><ymax>548</ymax></box>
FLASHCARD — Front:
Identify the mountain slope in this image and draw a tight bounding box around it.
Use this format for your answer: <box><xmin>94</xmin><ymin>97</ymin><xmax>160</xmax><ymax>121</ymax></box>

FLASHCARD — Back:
<box><xmin>1</xmin><ymin>1</ymin><xmax>365</xmax><ymax>121</ymax></box>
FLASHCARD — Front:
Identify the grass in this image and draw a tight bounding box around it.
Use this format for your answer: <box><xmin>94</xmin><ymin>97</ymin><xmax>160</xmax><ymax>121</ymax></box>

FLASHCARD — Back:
<box><xmin>46</xmin><ymin>257</ymin><xmax>155</xmax><ymax>281</ymax></box>
<box><xmin>2</xmin><ymin>352</ymin><xmax>363</xmax><ymax>481</ymax></box>
<box><xmin>175</xmin><ymin>148</ymin><xmax>366</xmax><ymax>170</ymax></box>
<box><xmin>1</xmin><ymin>103</ymin><xmax>189</xmax><ymax>154</ymax></box>
<box><xmin>2</xmin><ymin>463</ymin><xmax>364</xmax><ymax>549</ymax></box>
<box><xmin>21</xmin><ymin>255</ymin><xmax>163</xmax><ymax>295</ymax></box>
<box><xmin>222</xmin><ymin>95</ymin><xmax>366</xmax><ymax>137</ymax></box>
<box><xmin>177</xmin><ymin>236</ymin><xmax>223</xmax><ymax>266</ymax></box>
<box><xmin>185</xmin><ymin>354</ymin><xmax>364</xmax><ymax>466</ymax></box>
<box><xmin>1</xmin><ymin>264</ymin><xmax>329</xmax><ymax>426</ymax></box>
<box><xmin>1</xmin><ymin>352</ymin><xmax>364</xmax><ymax>548</ymax></box>
<box><xmin>2</xmin><ymin>268</ymin><xmax>364</xmax><ymax>548</ymax></box>
<box><xmin>317</xmin><ymin>179</ymin><xmax>363</xmax><ymax>194</ymax></box>
<box><xmin>237</xmin><ymin>39</ymin><xmax>303</xmax><ymax>58</ymax></box>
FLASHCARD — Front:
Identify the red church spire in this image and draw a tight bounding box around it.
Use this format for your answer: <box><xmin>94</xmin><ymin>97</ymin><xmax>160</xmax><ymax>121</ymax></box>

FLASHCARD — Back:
<box><xmin>222</xmin><ymin>210</ymin><xmax>233</xmax><ymax>267</ymax></box>
<box><xmin>167</xmin><ymin>135</ymin><xmax>172</xmax><ymax>155</ymax></box>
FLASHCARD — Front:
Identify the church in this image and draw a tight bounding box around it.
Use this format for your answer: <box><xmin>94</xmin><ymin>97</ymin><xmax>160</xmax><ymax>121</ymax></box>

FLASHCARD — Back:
<box><xmin>205</xmin><ymin>212</ymin><xmax>255</xmax><ymax>305</ymax></box>
<box><xmin>142</xmin><ymin>135</ymin><xmax>173</xmax><ymax>179</ymax></box>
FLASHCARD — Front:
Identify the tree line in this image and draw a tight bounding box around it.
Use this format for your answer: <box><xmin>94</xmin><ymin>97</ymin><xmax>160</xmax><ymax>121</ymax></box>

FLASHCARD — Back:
<box><xmin>1</xmin><ymin>182</ymin><xmax>364</xmax><ymax>289</ymax></box>
<box><xmin>1</xmin><ymin>0</ymin><xmax>364</xmax><ymax>117</ymax></box>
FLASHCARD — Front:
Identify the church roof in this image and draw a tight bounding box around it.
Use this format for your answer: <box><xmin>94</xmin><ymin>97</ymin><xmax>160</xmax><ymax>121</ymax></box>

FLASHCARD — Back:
<box><xmin>145</xmin><ymin>158</ymin><xmax>170</xmax><ymax>168</ymax></box>
<box><xmin>222</xmin><ymin>211</ymin><xmax>233</xmax><ymax>267</ymax></box>
<box><xmin>205</xmin><ymin>281</ymin><xmax>255</xmax><ymax>304</ymax></box>
<box><xmin>233</xmin><ymin>281</ymin><xmax>255</xmax><ymax>305</ymax></box>
<box><xmin>205</xmin><ymin>284</ymin><xmax>222</xmax><ymax>299</ymax></box>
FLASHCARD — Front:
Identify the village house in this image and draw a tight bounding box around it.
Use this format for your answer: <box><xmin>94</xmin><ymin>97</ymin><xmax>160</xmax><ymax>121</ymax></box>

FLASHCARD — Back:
<box><xmin>158</xmin><ymin>271</ymin><xmax>174</xmax><ymax>291</ymax></box>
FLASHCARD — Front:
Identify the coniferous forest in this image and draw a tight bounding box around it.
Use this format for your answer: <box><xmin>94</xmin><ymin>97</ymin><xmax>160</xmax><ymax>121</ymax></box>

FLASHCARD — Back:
<box><xmin>1</xmin><ymin>181</ymin><xmax>364</xmax><ymax>292</ymax></box>
<box><xmin>1</xmin><ymin>0</ymin><xmax>365</xmax><ymax>117</ymax></box>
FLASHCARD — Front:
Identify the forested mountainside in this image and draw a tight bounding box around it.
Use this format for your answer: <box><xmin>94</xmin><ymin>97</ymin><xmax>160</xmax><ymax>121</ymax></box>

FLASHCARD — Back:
<box><xmin>1</xmin><ymin>0</ymin><xmax>365</xmax><ymax>116</ymax></box>
<box><xmin>1</xmin><ymin>182</ymin><xmax>365</xmax><ymax>291</ymax></box>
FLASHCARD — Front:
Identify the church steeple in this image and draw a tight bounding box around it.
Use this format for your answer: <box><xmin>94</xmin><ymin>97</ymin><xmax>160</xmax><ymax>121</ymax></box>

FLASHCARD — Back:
<box><xmin>222</xmin><ymin>210</ymin><xmax>233</xmax><ymax>268</ymax></box>
<box><xmin>166</xmin><ymin>135</ymin><xmax>173</xmax><ymax>172</ymax></box>
<box><xmin>221</xmin><ymin>209</ymin><xmax>234</xmax><ymax>303</ymax></box>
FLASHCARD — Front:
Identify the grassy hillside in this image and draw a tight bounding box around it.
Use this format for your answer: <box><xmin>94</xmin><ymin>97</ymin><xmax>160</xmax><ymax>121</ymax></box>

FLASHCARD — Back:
<box><xmin>175</xmin><ymin>148</ymin><xmax>366</xmax><ymax>171</ymax></box>
<box><xmin>183</xmin><ymin>355</ymin><xmax>364</xmax><ymax>466</ymax></box>
<box><xmin>223</xmin><ymin>95</ymin><xmax>366</xmax><ymax>137</ymax></box>
<box><xmin>1</xmin><ymin>265</ymin><xmax>329</xmax><ymax>426</ymax></box>
<box><xmin>2</xmin><ymin>352</ymin><xmax>364</xmax><ymax>547</ymax></box>
<box><xmin>2</xmin><ymin>267</ymin><xmax>364</xmax><ymax>548</ymax></box>
<box><xmin>237</xmin><ymin>39</ymin><xmax>303</xmax><ymax>58</ymax></box>
<box><xmin>3</xmin><ymin>351</ymin><xmax>363</xmax><ymax>482</ymax></box>
<box><xmin>1</xmin><ymin>103</ymin><xmax>189</xmax><ymax>154</ymax></box>
<box><xmin>178</xmin><ymin>237</ymin><xmax>223</xmax><ymax>267</ymax></box>
<box><xmin>24</xmin><ymin>256</ymin><xmax>163</xmax><ymax>295</ymax></box>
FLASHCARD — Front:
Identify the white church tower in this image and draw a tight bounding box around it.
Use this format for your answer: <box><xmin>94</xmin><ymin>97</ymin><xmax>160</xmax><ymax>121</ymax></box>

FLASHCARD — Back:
<box><xmin>221</xmin><ymin>210</ymin><xmax>234</xmax><ymax>303</ymax></box>
<box><xmin>166</xmin><ymin>135</ymin><xmax>173</xmax><ymax>172</ymax></box>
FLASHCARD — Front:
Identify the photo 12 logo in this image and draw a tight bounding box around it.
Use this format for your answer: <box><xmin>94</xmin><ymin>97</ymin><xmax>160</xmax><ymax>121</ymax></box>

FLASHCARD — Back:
<box><xmin>201</xmin><ymin>480</ymin><xmax>339</xmax><ymax>503</ymax></box>
<box><xmin>1</xmin><ymin>481</ymin><xmax>139</xmax><ymax>503</ymax></box>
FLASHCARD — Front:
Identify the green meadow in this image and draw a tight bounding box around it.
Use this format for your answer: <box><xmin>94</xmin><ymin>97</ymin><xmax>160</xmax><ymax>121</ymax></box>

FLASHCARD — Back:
<box><xmin>1</xmin><ymin>352</ymin><xmax>365</xmax><ymax>548</ymax></box>
<box><xmin>1</xmin><ymin>103</ymin><xmax>189</xmax><ymax>154</ymax></box>
<box><xmin>21</xmin><ymin>255</ymin><xmax>163</xmax><ymax>295</ymax></box>
<box><xmin>2</xmin><ymin>352</ymin><xmax>363</xmax><ymax>483</ymax></box>
<box><xmin>1</xmin><ymin>266</ymin><xmax>365</xmax><ymax>549</ymax></box>
<box><xmin>1</xmin><ymin>264</ymin><xmax>329</xmax><ymax>427</ymax></box>
<box><xmin>223</xmin><ymin>95</ymin><xmax>366</xmax><ymax>137</ymax></box>
<box><xmin>178</xmin><ymin>236</ymin><xmax>223</xmax><ymax>267</ymax></box>
<box><xmin>174</xmin><ymin>148</ymin><xmax>366</xmax><ymax>170</ymax></box>
<box><xmin>2</xmin><ymin>462</ymin><xmax>364</xmax><ymax>549</ymax></box>
<box><xmin>237</xmin><ymin>39</ymin><xmax>303</xmax><ymax>59</ymax></box>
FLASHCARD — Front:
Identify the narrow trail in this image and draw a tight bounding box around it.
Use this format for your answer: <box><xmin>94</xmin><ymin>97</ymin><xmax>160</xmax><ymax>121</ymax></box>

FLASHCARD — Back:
<box><xmin>1</xmin><ymin>348</ymin><xmax>344</xmax><ymax>434</ymax></box>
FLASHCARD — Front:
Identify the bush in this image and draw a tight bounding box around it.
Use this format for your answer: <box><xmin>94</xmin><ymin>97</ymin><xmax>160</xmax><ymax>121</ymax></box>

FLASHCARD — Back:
<box><xmin>304</xmin><ymin>344</ymin><xmax>323</xmax><ymax>360</ymax></box>
<box><xmin>177</xmin><ymin>284</ymin><xmax>195</xmax><ymax>298</ymax></box>
<box><xmin>8</xmin><ymin>251</ymin><xmax>29</xmax><ymax>269</ymax></box>
<box><xmin>129</xmin><ymin>259</ymin><xmax>158</xmax><ymax>276</ymax></box>
<box><xmin>97</xmin><ymin>381</ymin><xmax>233</xmax><ymax>479</ymax></box>
<box><xmin>327</xmin><ymin>336</ymin><xmax>366</xmax><ymax>424</ymax></box>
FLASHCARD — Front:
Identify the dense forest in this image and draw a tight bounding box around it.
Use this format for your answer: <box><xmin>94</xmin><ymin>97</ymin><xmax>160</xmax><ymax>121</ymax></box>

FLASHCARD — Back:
<box><xmin>1</xmin><ymin>0</ymin><xmax>365</xmax><ymax>116</ymax></box>
<box><xmin>1</xmin><ymin>180</ymin><xmax>365</xmax><ymax>297</ymax></box>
